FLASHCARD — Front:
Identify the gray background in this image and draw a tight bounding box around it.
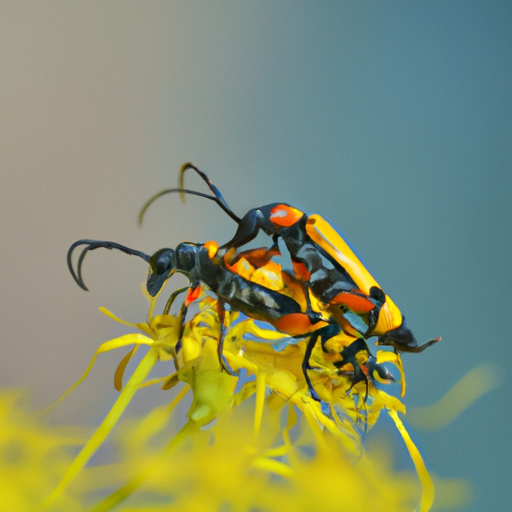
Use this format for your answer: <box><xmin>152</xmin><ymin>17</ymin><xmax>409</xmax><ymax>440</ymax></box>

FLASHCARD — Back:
<box><xmin>1</xmin><ymin>2</ymin><xmax>510</xmax><ymax>511</ymax></box>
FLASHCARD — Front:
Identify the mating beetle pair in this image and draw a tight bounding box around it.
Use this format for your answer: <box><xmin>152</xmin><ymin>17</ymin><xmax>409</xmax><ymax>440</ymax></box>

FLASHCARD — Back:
<box><xmin>68</xmin><ymin>163</ymin><xmax>439</xmax><ymax>400</ymax></box>
<box><xmin>69</xmin><ymin>237</ymin><xmax>389</xmax><ymax>399</ymax></box>
<box><xmin>150</xmin><ymin>164</ymin><xmax>438</xmax><ymax>354</ymax></box>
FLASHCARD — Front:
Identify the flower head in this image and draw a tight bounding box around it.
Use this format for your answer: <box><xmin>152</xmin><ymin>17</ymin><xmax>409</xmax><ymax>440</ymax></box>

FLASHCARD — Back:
<box><xmin>42</xmin><ymin>283</ymin><xmax>440</xmax><ymax>511</ymax></box>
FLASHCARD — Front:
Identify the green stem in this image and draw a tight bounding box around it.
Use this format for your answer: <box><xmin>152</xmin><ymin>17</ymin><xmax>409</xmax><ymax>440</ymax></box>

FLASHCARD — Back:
<box><xmin>39</xmin><ymin>347</ymin><xmax>159</xmax><ymax>510</ymax></box>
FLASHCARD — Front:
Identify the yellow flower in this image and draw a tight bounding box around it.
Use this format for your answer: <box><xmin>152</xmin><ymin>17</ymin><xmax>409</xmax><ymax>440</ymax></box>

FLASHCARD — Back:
<box><xmin>42</xmin><ymin>284</ymin><xmax>439</xmax><ymax>511</ymax></box>
<box><xmin>0</xmin><ymin>390</ymin><xmax>90</xmax><ymax>512</ymax></box>
<box><xmin>105</xmin><ymin>404</ymin><xmax>424</xmax><ymax>512</ymax></box>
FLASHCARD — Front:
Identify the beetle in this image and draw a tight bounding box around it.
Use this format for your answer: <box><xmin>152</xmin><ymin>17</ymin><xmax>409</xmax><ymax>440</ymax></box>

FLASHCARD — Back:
<box><xmin>67</xmin><ymin>238</ymin><xmax>393</xmax><ymax>400</ymax></box>
<box><xmin>140</xmin><ymin>163</ymin><xmax>440</xmax><ymax>356</ymax></box>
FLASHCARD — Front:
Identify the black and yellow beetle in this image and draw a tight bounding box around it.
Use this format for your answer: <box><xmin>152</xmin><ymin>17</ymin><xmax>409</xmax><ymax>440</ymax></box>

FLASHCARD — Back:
<box><xmin>68</xmin><ymin>163</ymin><xmax>438</xmax><ymax>401</ymax></box>
<box><xmin>140</xmin><ymin>163</ymin><xmax>440</xmax><ymax>356</ymax></box>
<box><xmin>68</xmin><ymin>237</ymin><xmax>394</xmax><ymax>401</ymax></box>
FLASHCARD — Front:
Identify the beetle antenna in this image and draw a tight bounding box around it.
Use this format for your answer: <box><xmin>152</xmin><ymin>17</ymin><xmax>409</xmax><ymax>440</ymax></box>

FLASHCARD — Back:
<box><xmin>401</xmin><ymin>336</ymin><xmax>441</xmax><ymax>353</ymax></box>
<box><xmin>138</xmin><ymin>188</ymin><xmax>240</xmax><ymax>226</ymax></box>
<box><xmin>180</xmin><ymin>162</ymin><xmax>241</xmax><ymax>222</ymax></box>
<box><xmin>67</xmin><ymin>239</ymin><xmax>150</xmax><ymax>291</ymax></box>
<box><xmin>139</xmin><ymin>163</ymin><xmax>241</xmax><ymax>226</ymax></box>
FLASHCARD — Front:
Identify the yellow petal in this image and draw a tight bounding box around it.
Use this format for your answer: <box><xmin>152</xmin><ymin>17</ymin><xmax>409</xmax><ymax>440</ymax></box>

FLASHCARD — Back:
<box><xmin>407</xmin><ymin>362</ymin><xmax>504</xmax><ymax>431</ymax></box>
<box><xmin>160</xmin><ymin>373</ymin><xmax>180</xmax><ymax>391</ymax></box>
<box><xmin>251</xmin><ymin>456</ymin><xmax>293</xmax><ymax>477</ymax></box>
<box><xmin>41</xmin><ymin>334</ymin><xmax>151</xmax><ymax>414</ymax></box>
<box><xmin>114</xmin><ymin>346</ymin><xmax>138</xmax><ymax>392</ymax></box>
<box><xmin>252</xmin><ymin>373</ymin><xmax>266</xmax><ymax>443</ymax></box>
<box><xmin>99</xmin><ymin>306</ymin><xmax>137</xmax><ymax>327</ymax></box>
<box><xmin>388</xmin><ymin>409</ymin><xmax>434</xmax><ymax>512</ymax></box>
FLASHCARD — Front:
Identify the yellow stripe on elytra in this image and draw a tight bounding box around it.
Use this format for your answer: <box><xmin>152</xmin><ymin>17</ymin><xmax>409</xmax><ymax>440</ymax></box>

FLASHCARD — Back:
<box><xmin>306</xmin><ymin>214</ymin><xmax>378</xmax><ymax>294</ymax></box>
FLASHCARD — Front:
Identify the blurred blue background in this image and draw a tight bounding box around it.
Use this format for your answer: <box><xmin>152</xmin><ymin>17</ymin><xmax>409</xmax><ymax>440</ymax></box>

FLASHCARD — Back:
<box><xmin>1</xmin><ymin>2</ymin><xmax>510</xmax><ymax>510</ymax></box>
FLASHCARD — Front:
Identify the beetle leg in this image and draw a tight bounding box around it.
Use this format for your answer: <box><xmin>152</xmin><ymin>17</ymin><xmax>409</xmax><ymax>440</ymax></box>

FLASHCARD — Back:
<box><xmin>173</xmin><ymin>300</ymin><xmax>189</xmax><ymax>366</ymax></box>
<box><xmin>302</xmin><ymin>322</ymin><xmax>341</xmax><ymax>402</ymax></box>
<box><xmin>302</xmin><ymin>333</ymin><xmax>322</xmax><ymax>402</ymax></box>
<box><xmin>216</xmin><ymin>299</ymin><xmax>239</xmax><ymax>376</ymax></box>
<box><xmin>220</xmin><ymin>209</ymin><xmax>264</xmax><ymax>260</ymax></box>
<box><xmin>364</xmin><ymin>355</ymin><xmax>395</xmax><ymax>384</ymax></box>
<box><xmin>333</xmin><ymin>338</ymin><xmax>372</xmax><ymax>399</ymax></box>
<box><xmin>174</xmin><ymin>284</ymin><xmax>201</xmax><ymax>357</ymax></box>
<box><xmin>163</xmin><ymin>286</ymin><xmax>189</xmax><ymax>315</ymax></box>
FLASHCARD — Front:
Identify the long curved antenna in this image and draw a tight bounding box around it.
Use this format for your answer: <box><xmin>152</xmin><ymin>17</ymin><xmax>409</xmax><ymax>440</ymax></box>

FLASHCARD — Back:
<box><xmin>67</xmin><ymin>239</ymin><xmax>150</xmax><ymax>291</ymax></box>
<box><xmin>138</xmin><ymin>163</ymin><xmax>241</xmax><ymax>227</ymax></box>
<box><xmin>138</xmin><ymin>188</ymin><xmax>237</xmax><ymax>226</ymax></box>
<box><xmin>179</xmin><ymin>163</ymin><xmax>235</xmax><ymax>214</ymax></box>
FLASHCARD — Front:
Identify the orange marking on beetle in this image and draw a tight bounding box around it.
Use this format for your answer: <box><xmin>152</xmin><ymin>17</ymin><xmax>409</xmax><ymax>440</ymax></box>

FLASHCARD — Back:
<box><xmin>256</xmin><ymin>260</ymin><xmax>282</xmax><ymax>276</ymax></box>
<box><xmin>238</xmin><ymin>245</ymin><xmax>281</xmax><ymax>268</ymax></box>
<box><xmin>204</xmin><ymin>240</ymin><xmax>219</xmax><ymax>259</ymax></box>
<box><xmin>243</xmin><ymin>246</ymin><xmax>268</xmax><ymax>259</ymax></box>
<box><xmin>223</xmin><ymin>246</ymin><xmax>238</xmax><ymax>265</ymax></box>
<box><xmin>273</xmin><ymin>314</ymin><xmax>326</xmax><ymax>336</ymax></box>
<box><xmin>226</xmin><ymin>257</ymin><xmax>255</xmax><ymax>281</ymax></box>
<box><xmin>252</xmin><ymin>262</ymin><xmax>285</xmax><ymax>292</ymax></box>
<box><xmin>270</xmin><ymin>205</ymin><xmax>304</xmax><ymax>227</ymax></box>
<box><xmin>293</xmin><ymin>261</ymin><xmax>311</xmax><ymax>281</ymax></box>
<box><xmin>281</xmin><ymin>275</ymin><xmax>309</xmax><ymax>310</ymax></box>
<box><xmin>185</xmin><ymin>285</ymin><xmax>201</xmax><ymax>306</ymax></box>
<box><xmin>329</xmin><ymin>292</ymin><xmax>375</xmax><ymax>314</ymax></box>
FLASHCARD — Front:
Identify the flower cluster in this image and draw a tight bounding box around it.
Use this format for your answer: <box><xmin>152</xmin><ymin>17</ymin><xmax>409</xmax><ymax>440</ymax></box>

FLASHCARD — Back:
<box><xmin>39</xmin><ymin>283</ymin><xmax>439</xmax><ymax>512</ymax></box>
<box><xmin>0</xmin><ymin>390</ymin><xmax>91</xmax><ymax>511</ymax></box>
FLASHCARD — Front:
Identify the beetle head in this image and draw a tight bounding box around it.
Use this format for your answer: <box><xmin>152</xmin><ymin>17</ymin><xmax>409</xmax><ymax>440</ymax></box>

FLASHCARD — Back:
<box><xmin>147</xmin><ymin>248</ymin><xmax>175</xmax><ymax>296</ymax></box>
<box><xmin>377</xmin><ymin>317</ymin><xmax>417</xmax><ymax>351</ymax></box>
<box><xmin>377</xmin><ymin>316</ymin><xmax>441</xmax><ymax>353</ymax></box>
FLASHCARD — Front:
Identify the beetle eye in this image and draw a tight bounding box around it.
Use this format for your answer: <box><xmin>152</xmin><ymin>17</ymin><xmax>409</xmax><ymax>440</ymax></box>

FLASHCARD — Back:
<box><xmin>175</xmin><ymin>243</ymin><xmax>196</xmax><ymax>271</ymax></box>
<box><xmin>150</xmin><ymin>248</ymin><xmax>173</xmax><ymax>275</ymax></box>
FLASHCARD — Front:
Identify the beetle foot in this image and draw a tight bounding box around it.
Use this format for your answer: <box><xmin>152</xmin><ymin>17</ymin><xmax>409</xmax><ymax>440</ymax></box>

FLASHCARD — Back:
<box><xmin>333</xmin><ymin>338</ymin><xmax>373</xmax><ymax>396</ymax></box>
<box><xmin>364</xmin><ymin>355</ymin><xmax>395</xmax><ymax>384</ymax></box>
<box><xmin>307</xmin><ymin>385</ymin><xmax>321</xmax><ymax>402</ymax></box>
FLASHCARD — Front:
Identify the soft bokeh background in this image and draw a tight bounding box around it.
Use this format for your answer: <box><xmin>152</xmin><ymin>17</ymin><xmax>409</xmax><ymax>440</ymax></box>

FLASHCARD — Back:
<box><xmin>1</xmin><ymin>2</ymin><xmax>510</xmax><ymax>510</ymax></box>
